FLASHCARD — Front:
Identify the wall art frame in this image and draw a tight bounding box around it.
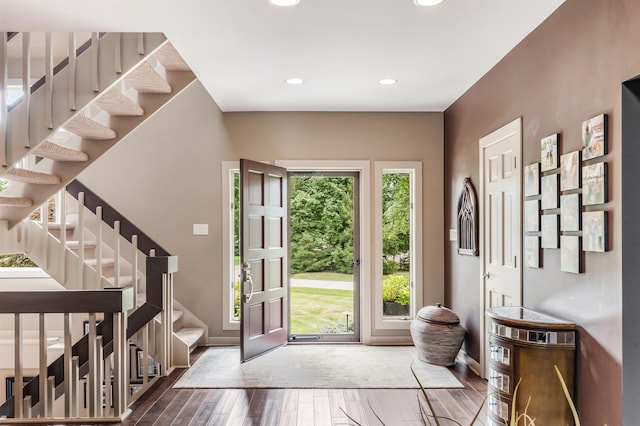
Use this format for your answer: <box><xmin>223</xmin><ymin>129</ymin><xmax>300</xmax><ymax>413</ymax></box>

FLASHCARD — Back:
<box><xmin>457</xmin><ymin>177</ymin><xmax>478</xmax><ymax>256</ymax></box>
<box><xmin>582</xmin><ymin>114</ymin><xmax>608</xmax><ymax>161</ymax></box>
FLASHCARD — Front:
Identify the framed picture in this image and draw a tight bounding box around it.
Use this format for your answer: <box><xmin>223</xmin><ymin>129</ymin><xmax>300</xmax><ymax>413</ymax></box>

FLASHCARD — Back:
<box><xmin>560</xmin><ymin>193</ymin><xmax>581</xmax><ymax>232</ymax></box>
<box><xmin>541</xmin><ymin>214</ymin><xmax>559</xmax><ymax>249</ymax></box>
<box><xmin>129</xmin><ymin>382</ymin><xmax>144</xmax><ymax>397</ymax></box>
<box><xmin>583</xmin><ymin>211</ymin><xmax>608</xmax><ymax>252</ymax></box>
<box><xmin>560</xmin><ymin>151</ymin><xmax>581</xmax><ymax>191</ymax></box>
<box><xmin>541</xmin><ymin>174</ymin><xmax>559</xmax><ymax>210</ymax></box>
<box><xmin>83</xmin><ymin>380</ymin><xmax>113</xmax><ymax>408</ymax></box>
<box><xmin>561</xmin><ymin>236</ymin><xmax>583</xmax><ymax>273</ymax></box>
<box><xmin>524</xmin><ymin>163</ymin><xmax>540</xmax><ymax>197</ymax></box>
<box><xmin>541</xmin><ymin>134</ymin><xmax>559</xmax><ymax>172</ymax></box>
<box><xmin>582</xmin><ymin>162</ymin><xmax>607</xmax><ymax>206</ymax></box>
<box><xmin>5</xmin><ymin>377</ymin><xmax>34</xmax><ymax>400</ymax></box>
<box><xmin>582</xmin><ymin>114</ymin><xmax>607</xmax><ymax>160</ymax></box>
<box><xmin>525</xmin><ymin>236</ymin><xmax>540</xmax><ymax>268</ymax></box>
<box><xmin>136</xmin><ymin>349</ymin><xmax>160</xmax><ymax>379</ymax></box>
<box><xmin>524</xmin><ymin>200</ymin><xmax>540</xmax><ymax>232</ymax></box>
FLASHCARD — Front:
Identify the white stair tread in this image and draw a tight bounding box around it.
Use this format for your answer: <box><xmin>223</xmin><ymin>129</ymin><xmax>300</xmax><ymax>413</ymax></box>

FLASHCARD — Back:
<box><xmin>4</xmin><ymin>168</ymin><xmax>61</xmax><ymax>185</ymax></box>
<box><xmin>175</xmin><ymin>327</ymin><xmax>204</xmax><ymax>347</ymax></box>
<box><xmin>126</xmin><ymin>61</ymin><xmax>172</xmax><ymax>94</ymax></box>
<box><xmin>33</xmin><ymin>141</ymin><xmax>89</xmax><ymax>162</ymax></box>
<box><xmin>66</xmin><ymin>240</ymin><xmax>97</xmax><ymax>249</ymax></box>
<box><xmin>0</xmin><ymin>196</ymin><xmax>33</xmax><ymax>207</ymax></box>
<box><xmin>154</xmin><ymin>43</ymin><xmax>191</xmax><ymax>71</ymax></box>
<box><xmin>47</xmin><ymin>223</ymin><xmax>76</xmax><ymax>231</ymax></box>
<box><xmin>85</xmin><ymin>257</ymin><xmax>116</xmax><ymax>266</ymax></box>
<box><xmin>173</xmin><ymin>310</ymin><xmax>183</xmax><ymax>323</ymax></box>
<box><xmin>94</xmin><ymin>87</ymin><xmax>144</xmax><ymax>116</ymax></box>
<box><xmin>64</xmin><ymin>114</ymin><xmax>117</xmax><ymax>140</ymax></box>
<box><xmin>106</xmin><ymin>275</ymin><xmax>135</xmax><ymax>286</ymax></box>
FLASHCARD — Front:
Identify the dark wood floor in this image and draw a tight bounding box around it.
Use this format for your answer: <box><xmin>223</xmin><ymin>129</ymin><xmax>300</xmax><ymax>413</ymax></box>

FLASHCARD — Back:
<box><xmin>118</xmin><ymin>348</ymin><xmax>488</xmax><ymax>426</ymax></box>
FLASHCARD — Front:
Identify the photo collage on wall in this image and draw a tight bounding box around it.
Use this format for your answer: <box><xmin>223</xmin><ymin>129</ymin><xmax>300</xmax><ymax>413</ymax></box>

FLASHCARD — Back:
<box><xmin>523</xmin><ymin>113</ymin><xmax>609</xmax><ymax>273</ymax></box>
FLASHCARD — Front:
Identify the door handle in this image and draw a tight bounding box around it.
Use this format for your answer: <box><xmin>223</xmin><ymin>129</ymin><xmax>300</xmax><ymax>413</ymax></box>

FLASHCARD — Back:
<box><xmin>242</xmin><ymin>262</ymin><xmax>254</xmax><ymax>303</ymax></box>
<box><xmin>483</xmin><ymin>272</ymin><xmax>491</xmax><ymax>279</ymax></box>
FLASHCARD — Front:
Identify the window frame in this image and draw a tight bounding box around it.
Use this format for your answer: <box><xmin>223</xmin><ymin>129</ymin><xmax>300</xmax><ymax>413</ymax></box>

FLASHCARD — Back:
<box><xmin>374</xmin><ymin>161</ymin><xmax>423</xmax><ymax>330</ymax></box>
<box><xmin>221</xmin><ymin>161</ymin><xmax>240</xmax><ymax>330</ymax></box>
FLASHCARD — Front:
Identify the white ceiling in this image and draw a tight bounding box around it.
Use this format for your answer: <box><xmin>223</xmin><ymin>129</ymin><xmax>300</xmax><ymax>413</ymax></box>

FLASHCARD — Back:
<box><xmin>1</xmin><ymin>0</ymin><xmax>565</xmax><ymax>112</ymax></box>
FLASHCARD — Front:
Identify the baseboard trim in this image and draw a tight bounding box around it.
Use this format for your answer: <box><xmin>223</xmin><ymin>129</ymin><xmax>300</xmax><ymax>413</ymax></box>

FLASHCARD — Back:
<box><xmin>206</xmin><ymin>336</ymin><xmax>240</xmax><ymax>346</ymax></box>
<box><xmin>366</xmin><ymin>336</ymin><xmax>414</xmax><ymax>346</ymax></box>
<box><xmin>456</xmin><ymin>349</ymin><xmax>481</xmax><ymax>377</ymax></box>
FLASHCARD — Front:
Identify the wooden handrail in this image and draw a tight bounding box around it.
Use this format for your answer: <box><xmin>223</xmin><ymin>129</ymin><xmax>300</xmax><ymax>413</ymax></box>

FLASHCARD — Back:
<box><xmin>0</xmin><ymin>287</ymin><xmax>134</xmax><ymax>314</ymax></box>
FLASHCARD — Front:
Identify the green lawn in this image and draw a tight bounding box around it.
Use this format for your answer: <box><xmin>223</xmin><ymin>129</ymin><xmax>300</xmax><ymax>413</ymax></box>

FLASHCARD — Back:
<box><xmin>291</xmin><ymin>271</ymin><xmax>353</xmax><ymax>282</ymax></box>
<box><xmin>290</xmin><ymin>287</ymin><xmax>354</xmax><ymax>334</ymax></box>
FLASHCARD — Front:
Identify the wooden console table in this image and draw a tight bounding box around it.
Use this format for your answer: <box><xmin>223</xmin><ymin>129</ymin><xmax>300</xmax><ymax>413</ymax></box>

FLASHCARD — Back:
<box><xmin>486</xmin><ymin>306</ymin><xmax>576</xmax><ymax>425</ymax></box>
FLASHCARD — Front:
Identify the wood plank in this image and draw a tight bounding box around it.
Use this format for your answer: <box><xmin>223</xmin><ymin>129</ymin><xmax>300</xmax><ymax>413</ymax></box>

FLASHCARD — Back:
<box><xmin>225</xmin><ymin>390</ymin><xmax>254</xmax><ymax>426</ymax></box>
<box><xmin>169</xmin><ymin>390</ymin><xmax>211</xmax><ymax>425</ymax></box>
<box><xmin>313</xmin><ymin>392</ymin><xmax>332</xmax><ymax>426</ymax></box>
<box><xmin>297</xmin><ymin>402</ymin><xmax>314</xmax><ymax>426</ymax></box>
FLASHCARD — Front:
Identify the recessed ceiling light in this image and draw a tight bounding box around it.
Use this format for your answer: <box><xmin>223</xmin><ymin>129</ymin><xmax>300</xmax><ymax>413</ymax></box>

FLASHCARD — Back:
<box><xmin>269</xmin><ymin>0</ymin><xmax>300</xmax><ymax>6</ymax></box>
<box><xmin>414</xmin><ymin>0</ymin><xmax>445</xmax><ymax>6</ymax></box>
<box><xmin>285</xmin><ymin>78</ymin><xmax>304</xmax><ymax>85</ymax></box>
<box><xmin>378</xmin><ymin>79</ymin><xmax>397</xmax><ymax>85</ymax></box>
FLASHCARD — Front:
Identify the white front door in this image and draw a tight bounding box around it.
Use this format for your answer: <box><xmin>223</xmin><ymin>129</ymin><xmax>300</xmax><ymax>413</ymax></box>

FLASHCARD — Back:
<box><xmin>479</xmin><ymin>118</ymin><xmax>523</xmax><ymax>377</ymax></box>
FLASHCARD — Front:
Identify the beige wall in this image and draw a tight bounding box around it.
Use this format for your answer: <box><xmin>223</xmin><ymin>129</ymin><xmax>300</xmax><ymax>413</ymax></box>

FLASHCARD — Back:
<box><xmin>79</xmin><ymin>81</ymin><xmax>444</xmax><ymax>342</ymax></box>
<box><xmin>443</xmin><ymin>0</ymin><xmax>640</xmax><ymax>423</ymax></box>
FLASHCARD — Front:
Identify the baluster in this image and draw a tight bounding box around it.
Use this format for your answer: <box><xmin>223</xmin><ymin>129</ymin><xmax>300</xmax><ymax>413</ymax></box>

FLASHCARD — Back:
<box><xmin>96</xmin><ymin>207</ymin><xmax>103</xmax><ymax>288</ymax></box>
<box><xmin>22</xmin><ymin>395</ymin><xmax>31</xmax><ymax>418</ymax></box>
<box><xmin>114</xmin><ymin>221</ymin><xmax>120</xmax><ymax>287</ymax></box>
<box><xmin>22</xmin><ymin>32</ymin><xmax>31</xmax><ymax>147</ymax></box>
<box><xmin>112</xmin><ymin>311</ymin><xmax>126</xmax><ymax>416</ymax></box>
<box><xmin>14</xmin><ymin>313</ymin><xmax>23</xmax><ymax>418</ymax></box>
<box><xmin>68</xmin><ymin>32</ymin><xmax>77</xmax><ymax>111</ymax></box>
<box><xmin>96</xmin><ymin>336</ymin><xmax>104</xmax><ymax>418</ymax></box>
<box><xmin>137</xmin><ymin>32</ymin><xmax>144</xmax><ymax>55</ymax></box>
<box><xmin>63</xmin><ymin>313</ymin><xmax>73</xmax><ymax>416</ymax></box>
<box><xmin>142</xmin><ymin>324</ymin><xmax>149</xmax><ymax>385</ymax></box>
<box><xmin>114</xmin><ymin>33</ymin><xmax>122</xmax><ymax>73</ymax></box>
<box><xmin>149</xmin><ymin>249</ymin><xmax>156</xmax><ymax>257</ymax></box>
<box><xmin>87</xmin><ymin>313</ymin><xmax>98</xmax><ymax>417</ymax></box>
<box><xmin>39</xmin><ymin>314</ymin><xmax>48</xmax><ymax>416</ymax></box>
<box><xmin>46</xmin><ymin>377</ymin><xmax>55</xmax><ymax>416</ymax></box>
<box><xmin>1</xmin><ymin>32</ymin><xmax>7</xmax><ymax>168</ymax></box>
<box><xmin>41</xmin><ymin>202</ymin><xmax>49</xmax><ymax>269</ymax></box>
<box><xmin>78</xmin><ymin>192</ymin><xmax>85</xmax><ymax>287</ymax></box>
<box><xmin>71</xmin><ymin>356</ymin><xmax>79</xmax><ymax>417</ymax></box>
<box><xmin>60</xmin><ymin>190</ymin><xmax>67</xmax><ymax>283</ymax></box>
<box><xmin>160</xmin><ymin>272</ymin><xmax>170</xmax><ymax>375</ymax></box>
<box><xmin>104</xmin><ymin>353</ymin><xmax>113</xmax><ymax>415</ymax></box>
<box><xmin>132</xmin><ymin>235</ymin><xmax>138</xmax><ymax>308</ymax></box>
<box><xmin>45</xmin><ymin>32</ymin><xmax>53</xmax><ymax>129</ymax></box>
<box><xmin>91</xmin><ymin>32</ymin><xmax>99</xmax><ymax>92</ymax></box>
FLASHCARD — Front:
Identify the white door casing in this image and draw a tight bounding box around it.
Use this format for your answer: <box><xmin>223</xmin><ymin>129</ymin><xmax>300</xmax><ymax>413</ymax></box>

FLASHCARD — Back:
<box><xmin>478</xmin><ymin>117</ymin><xmax>523</xmax><ymax>377</ymax></box>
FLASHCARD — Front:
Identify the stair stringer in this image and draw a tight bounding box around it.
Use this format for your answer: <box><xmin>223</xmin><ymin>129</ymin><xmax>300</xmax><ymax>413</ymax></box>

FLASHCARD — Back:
<box><xmin>0</xmin><ymin>219</ymin><xmax>26</xmax><ymax>255</ymax></box>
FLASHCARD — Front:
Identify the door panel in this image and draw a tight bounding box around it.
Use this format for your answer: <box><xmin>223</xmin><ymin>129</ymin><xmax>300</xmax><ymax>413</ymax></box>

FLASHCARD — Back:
<box><xmin>240</xmin><ymin>159</ymin><xmax>289</xmax><ymax>362</ymax></box>
<box><xmin>480</xmin><ymin>118</ymin><xmax>522</xmax><ymax>376</ymax></box>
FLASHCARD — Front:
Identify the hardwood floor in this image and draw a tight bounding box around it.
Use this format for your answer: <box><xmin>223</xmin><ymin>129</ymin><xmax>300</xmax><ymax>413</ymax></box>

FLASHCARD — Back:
<box><xmin>118</xmin><ymin>348</ymin><xmax>488</xmax><ymax>426</ymax></box>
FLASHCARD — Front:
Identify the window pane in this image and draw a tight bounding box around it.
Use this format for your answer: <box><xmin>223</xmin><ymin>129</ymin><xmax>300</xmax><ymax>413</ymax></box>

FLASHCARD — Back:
<box><xmin>382</xmin><ymin>172</ymin><xmax>411</xmax><ymax>318</ymax></box>
<box><xmin>233</xmin><ymin>172</ymin><xmax>241</xmax><ymax>321</ymax></box>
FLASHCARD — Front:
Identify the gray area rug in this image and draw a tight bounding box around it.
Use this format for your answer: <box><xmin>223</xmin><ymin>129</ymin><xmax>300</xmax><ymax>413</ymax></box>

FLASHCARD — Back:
<box><xmin>174</xmin><ymin>345</ymin><xmax>464</xmax><ymax>389</ymax></box>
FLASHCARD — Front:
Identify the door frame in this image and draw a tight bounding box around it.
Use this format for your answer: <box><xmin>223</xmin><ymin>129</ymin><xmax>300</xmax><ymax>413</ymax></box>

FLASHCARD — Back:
<box><xmin>478</xmin><ymin>117</ymin><xmax>523</xmax><ymax>378</ymax></box>
<box><xmin>276</xmin><ymin>160</ymin><xmax>372</xmax><ymax>344</ymax></box>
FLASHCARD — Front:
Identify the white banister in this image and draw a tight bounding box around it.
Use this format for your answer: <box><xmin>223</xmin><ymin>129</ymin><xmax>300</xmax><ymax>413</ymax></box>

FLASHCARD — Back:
<box><xmin>78</xmin><ymin>192</ymin><xmax>85</xmax><ymax>287</ymax></box>
<box><xmin>115</xmin><ymin>33</ymin><xmax>122</xmax><ymax>73</ymax></box>
<box><xmin>41</xmin><ymin>202</ymin><xmax>48</xmax><ymax>269</ymax></box>
<box><xmin>160</xmin><ymin>272</ymin><xmax>171</xmax><ymax>376</ymax></box>
<box><xmin>91</xmin><ymin>32</ymin><xmax>99</xmax><ymax>92</ymax></box>
<box><xmin>141</xmin><ymin>324</ymin><xmax>149</xmax><ymax>385</ymax></box>
<box><xmin>22</xmin><ymin>32</ymin><xmax>31</xmax><ymax>147</ymax></box>
<box><xmin>104</xmin><ymin>353</ymin><xmax>113</xmax><ymax>413</ymax></box>
<box><xmin>114</xmin><ymin>220</ymin><xmax>121</xmax><ymax>287</ymax></box>
<box><xmin>39</xmin><ymin>313</ymin><xmax>48</xmax><ymax>417</ymax></box>
<box><xmin>132</xmin><ymin>235</ymin><xmax>139</xmax><ymax>308</ymax></box>
<box><xmin>63</xmin><ymin>313</ymin><xmax>73</xmax><ymax>417</ymax></box>
<box><xmin>1</xmin><ymin>32</ymin><xmax>8</xmax><ymax>168</ymax></box>
<box><xmin>149</xmin><ymin>249</ymin><xmax>156</xmax><ymax>257</ymax></box>
<box><xmin>68</xmin><ymin>32</ymin><xmax>77</xmax><ymax>111</ymax></box>
<box><xmin>45</xmin><ymin>32</ymin><xmax>53</xmax><ymax>129</ymax></box>
<box><xmin>22</xmin><ymin>395</ymin><xmax>31</xmax><ymax>418</ymax></box>
<box><xmin>96</xmin><ymin>206</ymin><xmax>103</xmax><ymax>288</ymax></box>
<box><xmin>14</xmin><ymin>313</ymin><xmax>23</xmax><ymax>418</ymax></box>
<box><xmin>112</xmin><ymin>311</ymin><xmax>127</xmax><ymax>416</ymax></box>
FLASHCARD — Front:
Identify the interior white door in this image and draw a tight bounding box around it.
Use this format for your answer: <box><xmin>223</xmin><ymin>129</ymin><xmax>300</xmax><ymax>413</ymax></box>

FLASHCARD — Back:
<box><xmin>479</xmin><ymin>118</ymin><xmax>522</xmax><ymax>376</ymax></box>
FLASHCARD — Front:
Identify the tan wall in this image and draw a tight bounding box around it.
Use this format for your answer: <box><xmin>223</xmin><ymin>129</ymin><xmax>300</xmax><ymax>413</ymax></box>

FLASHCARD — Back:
<box><xmin>79</xmin><ymin>81</ymin><xmax>444</xmax><ymax>342</ymax></box>
<box><xmin>444</xmin><ymin>0</ymin><xmax>640</xmax><ymax>423</ymax></box>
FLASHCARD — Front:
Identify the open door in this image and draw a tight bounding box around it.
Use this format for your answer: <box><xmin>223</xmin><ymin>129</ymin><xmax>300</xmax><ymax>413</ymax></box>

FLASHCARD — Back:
<box><xmin>240</xmin><ymin>159</ymin><xmax>289</xmax><ymax>362</ymax></box>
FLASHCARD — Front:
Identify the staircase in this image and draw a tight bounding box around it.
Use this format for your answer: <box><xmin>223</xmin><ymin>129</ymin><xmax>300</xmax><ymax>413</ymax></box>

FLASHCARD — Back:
<box><xmin>0</xmin><ymin>32</ymin><xmax>207</xmax><ymax>421</ymax></box>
